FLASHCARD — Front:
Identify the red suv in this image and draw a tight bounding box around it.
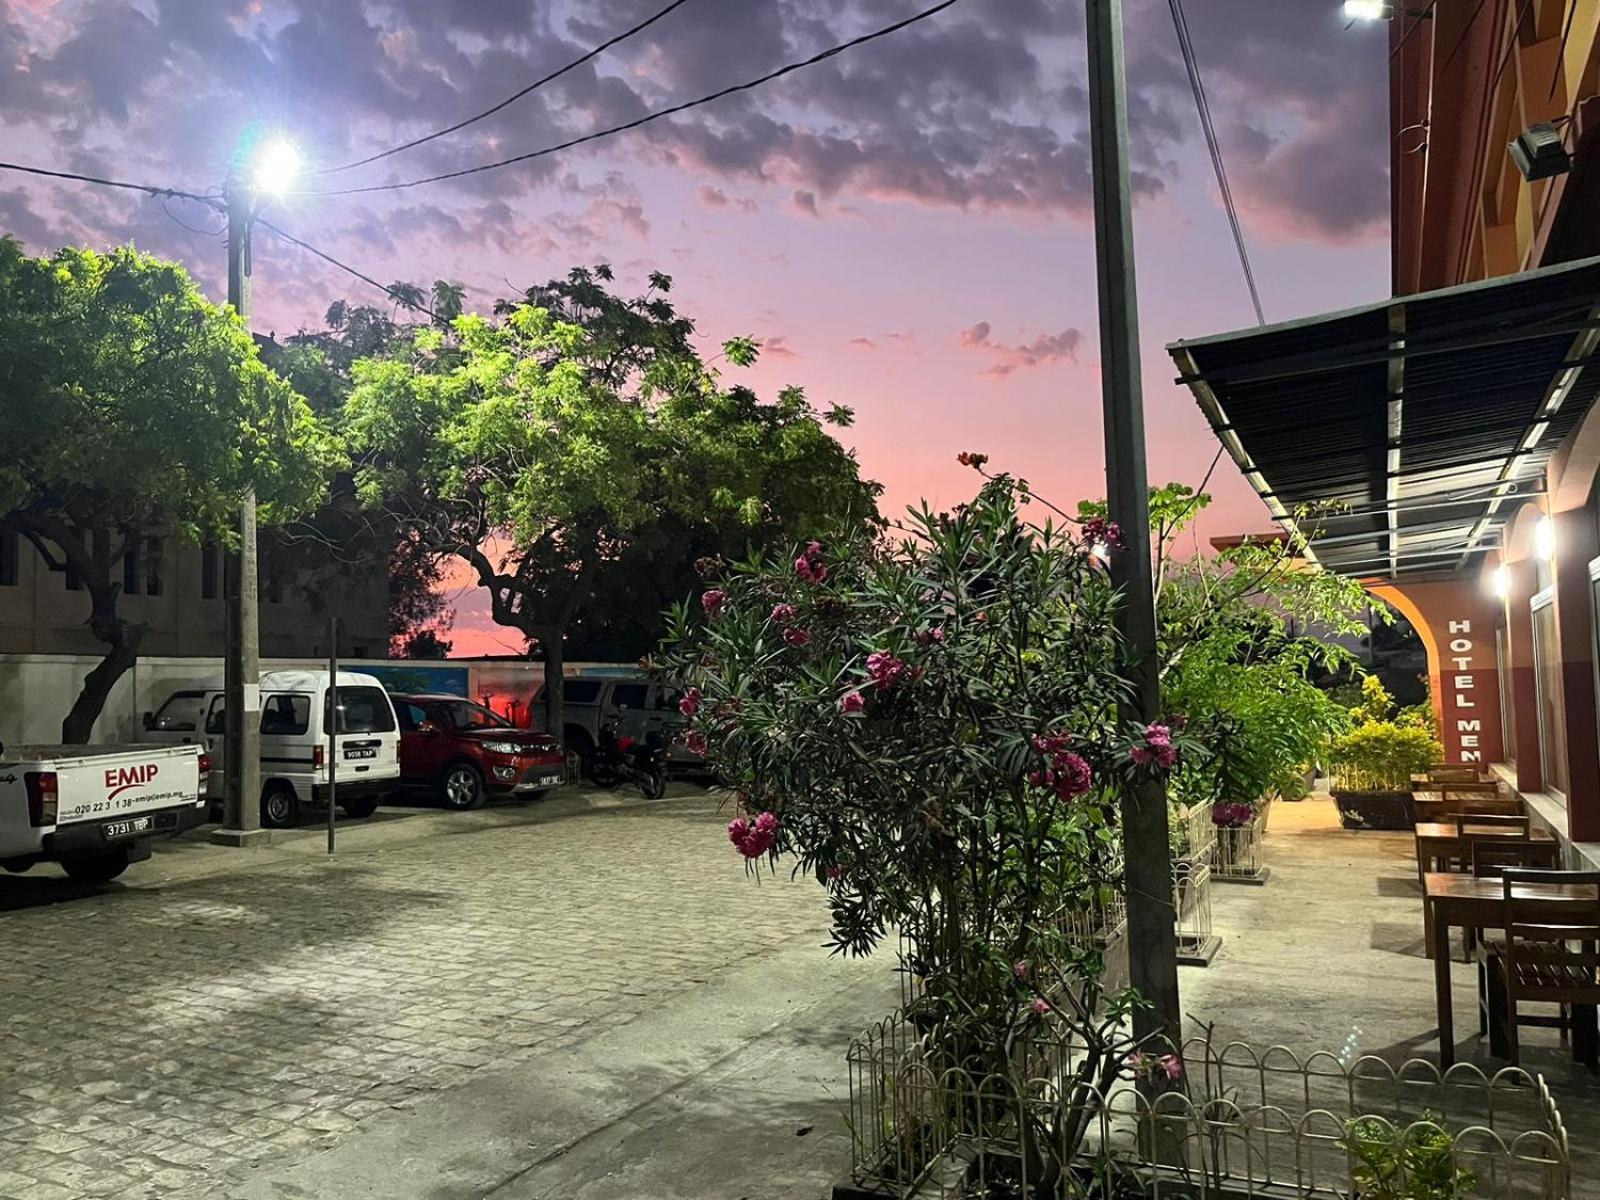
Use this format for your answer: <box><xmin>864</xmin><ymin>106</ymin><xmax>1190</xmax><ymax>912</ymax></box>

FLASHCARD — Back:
<box><xmin>392</xmin><ymin>694</ymin><xmax>567</xmax><ymax>810</ymax></box>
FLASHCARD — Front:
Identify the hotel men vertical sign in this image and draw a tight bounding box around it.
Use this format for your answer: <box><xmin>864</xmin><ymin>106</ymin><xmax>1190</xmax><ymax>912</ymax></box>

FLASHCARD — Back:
<box><xmin>1436</xmin><ymin>614</ymin><xmax>1504</xmax><ymax>765</ymax></box>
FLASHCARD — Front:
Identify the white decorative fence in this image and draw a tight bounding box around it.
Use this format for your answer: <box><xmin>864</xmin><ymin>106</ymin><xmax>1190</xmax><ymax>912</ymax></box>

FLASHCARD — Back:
<box><xmin>844</xmin><ymin>1027</ymin><xmax>1570</xmax><ymax>1199</ymax></box>
<box><xmin>1214</xmin><ymin>803</ymin><xmax>1270</xmax><ymax>884</ymax></box>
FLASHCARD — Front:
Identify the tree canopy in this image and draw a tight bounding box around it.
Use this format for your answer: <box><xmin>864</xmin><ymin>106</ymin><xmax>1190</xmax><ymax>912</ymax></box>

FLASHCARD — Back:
<box><xmin>345</xmin><ymin>266</ymin><xmax>881</xmax><ymax>736</ymax></box>
<box><xmin>0</xmin><ymin>237</ymin><xmax>339</xmax><ymax>740</ymax></box>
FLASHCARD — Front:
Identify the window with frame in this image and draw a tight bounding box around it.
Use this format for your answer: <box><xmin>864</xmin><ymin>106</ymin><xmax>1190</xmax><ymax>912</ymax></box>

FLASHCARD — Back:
<box><xmin>1531</xmin><ymin>589</ymin><xmax>1567</xmax><ymax>798</ymax></box>
<box><xmin>609</xmin><ymin>682</ymin><xmax>648</xmax><ymax>710</ymax></box>
<box><xmin>151</xmin><ymin>690</ymin><xmax>207</xmax><ymax>733</ymax></box>
<box><xmin>325</xmin><ymin>686</ymin><xmax>396</xmax><ymax>734</ymax></box>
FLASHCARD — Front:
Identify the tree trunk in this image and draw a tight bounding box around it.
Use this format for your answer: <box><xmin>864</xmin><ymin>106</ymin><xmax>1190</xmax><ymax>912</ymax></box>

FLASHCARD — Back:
<box><xmin>539</xmin><ymin>625</ymin><xmax>565</xmax><ymax>743</ymax></box>
<box><xmin>61</xmin><ymin>583</ymin><xmax>143</xmax><ymax>744</ymax></box>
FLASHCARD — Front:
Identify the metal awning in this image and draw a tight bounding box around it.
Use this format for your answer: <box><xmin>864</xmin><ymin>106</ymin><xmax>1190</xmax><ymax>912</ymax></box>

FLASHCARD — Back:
<box><xmin>1168</xmin><ymin>255</ymin><xmax>1600</xmax><ymax>580</ymax></box>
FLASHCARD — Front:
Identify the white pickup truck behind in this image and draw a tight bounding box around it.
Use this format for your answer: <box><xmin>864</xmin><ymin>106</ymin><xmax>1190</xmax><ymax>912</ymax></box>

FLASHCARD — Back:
<box><xmin>0</xmin><ymin>743</ymin><xmax>207</xmax><ymax>884</ymax></box>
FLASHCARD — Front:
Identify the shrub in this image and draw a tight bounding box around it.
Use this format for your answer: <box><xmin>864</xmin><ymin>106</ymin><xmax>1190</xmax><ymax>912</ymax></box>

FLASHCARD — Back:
<box><xmin>1327</xmin><ymin>721</ymin><xmax>1442</xmax><ymax>792</ymax></box>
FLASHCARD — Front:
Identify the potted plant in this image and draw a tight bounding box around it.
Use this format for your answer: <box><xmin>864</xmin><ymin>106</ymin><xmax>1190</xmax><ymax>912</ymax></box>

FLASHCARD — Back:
<box><xmin>1328</xmin><ymin>678</ymin><xmax>1442</xmax><ymax>830</ymax></box>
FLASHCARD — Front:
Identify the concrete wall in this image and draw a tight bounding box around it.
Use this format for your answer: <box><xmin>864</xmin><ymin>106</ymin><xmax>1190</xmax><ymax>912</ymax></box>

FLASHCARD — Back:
<box><xmin>0</xmin><ymin>533</ymin><xmax>389</xmax><ymax>660</ymax></box>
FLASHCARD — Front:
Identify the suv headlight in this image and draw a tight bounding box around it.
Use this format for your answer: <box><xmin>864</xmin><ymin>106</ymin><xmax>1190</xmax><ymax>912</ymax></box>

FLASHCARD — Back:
<box><xmin>483</xmin><ymin>741</ymin><xmax>523</xmax><ymax>756</ymax></box>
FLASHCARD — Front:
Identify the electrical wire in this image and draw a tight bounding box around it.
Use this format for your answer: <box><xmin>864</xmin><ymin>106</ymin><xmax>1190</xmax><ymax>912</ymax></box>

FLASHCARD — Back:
<box><xmin>0</xmin><ymin>160</ymin><xmax>214</xmax><ymax>205</ymax></box>
<box><xmin>1548</xmin><ymin>0</ymin><xmax>1577</xmax><ymax>100</ymax></box>
<box><xmin>254</xmin><ymin>218</ymin><xmax>437</xmax><ymax>320</ymax></box>
<box><xmin>301</xmin><ymin>0</ymin><xmax>967</xmax><ymax>197</ymax></box>
<box><xmin>1437</xmin><ymin>0</ymin><xmax>1490</xmax><ymax>76</ymax></box>
<box><xmin>1388</xmin><ymin>2</ymin><xmax>1436</xmax><ymax>64</ymax></box>
<box><xmin>316</xmin><ymin>0</ymin><xmax>696</xmax><ymax>176</ymax></box>
<box><xmin>1166</xmin><ymin>0</ymin><xmax>1265</xmax><ymax>325</ymax></box>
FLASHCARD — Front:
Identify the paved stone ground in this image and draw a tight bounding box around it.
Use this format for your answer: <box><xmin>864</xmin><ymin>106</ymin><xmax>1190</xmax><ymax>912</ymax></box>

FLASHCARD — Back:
<box><xmin>0</xmin><ymin>791</ymin><xmax>839</xmax><ymax>1200</ymax></box>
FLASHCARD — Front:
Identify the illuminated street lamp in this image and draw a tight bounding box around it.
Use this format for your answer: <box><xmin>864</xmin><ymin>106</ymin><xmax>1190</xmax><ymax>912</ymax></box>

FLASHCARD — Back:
<box><xmin>1535</xmin><ymin>514</ymin><xmax>1556</xmax><ymax>560</ymax></box>
<box><xmin>1491</xmin><ymin>563</ymin><xmax>1510</xmax><ymax>600</ymax></box>
<box><xmin>214</xmin><ymin>128</ymin><xmax>303</xmax><ymax>849</ymax></box>
<box><xmin>1342</xmin><ymin>1</ymin><xmax>1393</xmax><ymax>19</ymax></box>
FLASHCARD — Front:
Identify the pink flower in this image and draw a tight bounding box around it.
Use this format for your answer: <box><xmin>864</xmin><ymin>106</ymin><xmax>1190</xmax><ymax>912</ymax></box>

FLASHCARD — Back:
<box><xmin>783</xmin><ymin>627</ymin><xmax>813</xmax><ymax>648</ymax></box>
<box><xmin>1083</xmin><ymin>516</ymin><xmax>1123</xmax><ymax>554</ymax></box>
<box><xmin>1030</xmin><ymin>997</ymin><xmax>1050</xmax><ymax>1016</ymax></box>
<box><xmin>826</xmin><ymin>865</ymin><xmax>843</xmax><ymax>881</ymax></box>
<box><xmin>701</xmin><ymin>589</ymin><xmax>727</xmax><ymax>617</ymax></box>
<box><xmin>753</xmin><ymin>811</ymin><xmax>778</xmax><ymax>835</ymax></box>
<box><xmin>1028</xmin><ymin>768</ymin><xmax>1053</xmax><ymax>790</ymax></box>
<box><xmin>912</xmin><ymin>626</ymin><xmax>945</xmax><ymax>647</ymax></box>
<box><xmin>1126</xmin><ymin>1051</ymin><xmax>1145</xmax><ymax>1072</ymax></box>
<box><xmin>1013</xmin><ymin>960</ymin><xmax>1030</xmax><ymax>980</ymax></box>
<box><xmin>840</xmin><ymin>691</ymin><xmax>866</xmax><ymax>715</ymax></box>
<box><xmin>866</xmin><ymin>651</ymin><xmax>910</xmax><ymax>690</ymax></box>
<box><xmin>685</xmin><ymin>730</ymin><xmax>708</xmax><ymax>757</ymax></box>
<box><xmin>1055</xmin><ymin>752</ymin><xmax>1093</xmax><ymax>797</ymax></box>
<box><xmin>1159</xmin><ymin>1054</ymin><xmax>1183</xmax><ymax>1081</ymax></box>
<box><xmin>795</xmin><ymin>542</ymin><xmax>828</xmax><ymax>585</ymax></box>
<box><xmin>770</xmin><ymin>603</ymin><xmax>798</xmax><ymax>624</ymax></box>
<box><xmin>678</xmin><ymin>688</ymin><xmax>701</xmax><ymax>717</ymax></box>
<box><xmin>729</xmin><ymin>810</ymin><xmax>779</xmax><ymax>858</ymax></box>
<box><xmin>1143</xmin><ymin>723</ymin><xmax>1172</xmax><ymax>747</ymax></box>
<box><xmin>1130</xmin><ymin>745</ymin><xmax>1153</xmax><ymax>766</ymax></box>
<box><xmin>726</xmin><ymin>818</ymin><xmax>751</xmax><ymax>847</ymax></box>
<box><xmin>1154</xmin><ymin>746</ymin><xmax>1178</xmax><ymax>770</ymax></box>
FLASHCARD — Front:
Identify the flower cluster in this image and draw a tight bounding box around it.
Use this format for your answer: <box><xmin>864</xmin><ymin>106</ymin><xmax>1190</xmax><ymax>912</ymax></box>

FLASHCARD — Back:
<box><xmin>839</xmin><ymin>690</ymin><xmax>866</xmax><ymax>714</ymax></box>
<box><xmin>1081</xmin><ymin>516</ymin><xmax>1123</xmax><ymax>554</ymax></box>
<box><xmin>956</xmin><ymin>450</ymin><xmax>990</xmax><ymax>469</ymax></box>
<box><xmin>866</xmin><ymin>650</ymin><xmax>917</xmax><ymax>689</ymax></box>
<box><xmin>684</xmin><ymin>729</ymin><xmax>708</xmax><ymax>757</ymax></box>
<box><xmin>795</xmin><ymin>541</ymin><xmax>828</xmax><ymax>585</ymax></box>
<box><xmin>678</xmin><ymin>687</ymin><xmax>702</xmax><ymax>718</ymax></box>
<box><xmin>1126</xmin><ymin>1051</ymin><xmax>1184</xmax><ymax>1082</ymax></box>
<box><xmin>783</xmin><ymin>627</ymin><xmax>812</xmax><ymax>648</ymax></box>
<box><xmin>1028</xmin><ymin>731</ymin><xmax>1094</xmax><ymax>799</ymax></box>
<box><xmin>1129</xmin><ymin>722</ymin><xmax>1177</xmax><ymax>770</ymax></box>
<box><xmin>727</xmin><ymin>811</ymin><xmax>778</xmax><ymax>859</ymax></box>
<box><xmin>1212</xmin><ymin>801</ymin><xmax>1255</xmax><ymax>828</ymax></box>
<box><xmin>770</xmin><ymin>602</ymin><xmax>798</xmax><ymax>624</ymax></box>
<box><xmin>701</xmin><ymin>589</ymin><xmax>728</xmax><ymax>618</ymax></box>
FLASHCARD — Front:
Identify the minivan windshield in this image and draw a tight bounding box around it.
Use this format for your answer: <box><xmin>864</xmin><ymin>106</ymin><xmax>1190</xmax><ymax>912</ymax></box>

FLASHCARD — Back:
<box><xmin>325</xmin><ymin>686</ymin><xmax>397</xmax><ymax>734</ymax></box>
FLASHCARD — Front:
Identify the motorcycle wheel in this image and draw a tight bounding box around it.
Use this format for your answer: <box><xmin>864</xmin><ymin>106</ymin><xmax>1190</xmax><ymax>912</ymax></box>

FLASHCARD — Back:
<box><xmin>639</xmin><ymin>765</ymin><xmax>667</xmax><ymax>801</ymax></box>
<box><xmin>591</xmin><ymin>760</ymin><xmax>623</xmax><ymax>791</ymax></box>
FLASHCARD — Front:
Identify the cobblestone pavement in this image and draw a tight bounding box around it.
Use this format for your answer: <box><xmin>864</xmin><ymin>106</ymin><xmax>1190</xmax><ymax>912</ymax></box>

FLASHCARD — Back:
<box><xmin>0</xmin><ymin>795</ymin><xmax>834</xmax><ymax>1200</ymax></box>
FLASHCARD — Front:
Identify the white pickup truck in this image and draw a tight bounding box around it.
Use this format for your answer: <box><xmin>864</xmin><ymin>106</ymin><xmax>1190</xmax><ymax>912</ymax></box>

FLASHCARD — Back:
<box><xmin>0</xmin><ymin>743</ymin><xmax>208</xmax><ymax>884</ymax></box>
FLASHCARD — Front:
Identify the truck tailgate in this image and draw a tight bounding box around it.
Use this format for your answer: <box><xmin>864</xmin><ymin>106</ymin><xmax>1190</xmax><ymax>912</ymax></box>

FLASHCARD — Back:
<box><xmin>54</xmin><ymin>750</ymin><xmax>200</xmax><ymax>826</ymax></box>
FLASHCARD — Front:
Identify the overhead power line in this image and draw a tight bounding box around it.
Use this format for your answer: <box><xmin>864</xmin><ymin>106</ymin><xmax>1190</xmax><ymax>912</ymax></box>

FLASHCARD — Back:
<box><xmin>317</xmin><ymin>0</ymin><xmax>697</xmax><ymax>176</ymax></box>
<box><xmin>254</xmin><ymin>218</ymin><xmax>436</xmax><ymax>320</ymax></box>
<box><xmin>303</xmin><ymin>0</ymin><xmax>967</xmax><ymax>197</ymax></box>
<box><xmin>1165</xmin><ymin>0</ymin><xmax>1265</xmax><ymax>324</ymax></box>
<box><xmin>0</xmin><ymin>160</ymin><xmax>214</xmax><ymax>205</ymax></box>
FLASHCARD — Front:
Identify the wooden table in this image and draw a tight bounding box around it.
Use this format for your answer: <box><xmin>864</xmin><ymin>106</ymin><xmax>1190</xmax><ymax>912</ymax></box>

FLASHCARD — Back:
<box><xmin>1413</xmin><ymin>822</ymin><xmax>1553</xmax><ymax>877</ymax></box>
<box><xmin>1423</xmin><ymin>872</ymin><xmax>1595</xmax><ymax>1067</ymax></box>
<box><xmin>1411</xmin><ymin>793</ymin><xmax>1523</xmax><ymax>823</ymax></box>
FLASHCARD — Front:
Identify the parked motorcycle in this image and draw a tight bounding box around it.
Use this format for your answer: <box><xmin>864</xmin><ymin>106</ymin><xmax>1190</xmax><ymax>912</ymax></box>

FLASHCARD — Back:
<box><xmin>590</xmin><ymin>715</ymin><xmax>668</xmax><ymax>799</ymax></box>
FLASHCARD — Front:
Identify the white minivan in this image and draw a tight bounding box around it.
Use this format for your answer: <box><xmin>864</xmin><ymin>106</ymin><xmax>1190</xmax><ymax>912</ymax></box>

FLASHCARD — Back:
<box><xmin>148</xmin><ymin>670</ymin><xmax>400</xmax><ymax>828</ymax></box>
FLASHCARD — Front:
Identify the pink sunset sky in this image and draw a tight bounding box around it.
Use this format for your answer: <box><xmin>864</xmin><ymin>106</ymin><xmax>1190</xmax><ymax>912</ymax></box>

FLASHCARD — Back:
<box><xmin>0</xmin><ymin>0</ymin><xmax>1392</xmax><ymax>657</ymax></box>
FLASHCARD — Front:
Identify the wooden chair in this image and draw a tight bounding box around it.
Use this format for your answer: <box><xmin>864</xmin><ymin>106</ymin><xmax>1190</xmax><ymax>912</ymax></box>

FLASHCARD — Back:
<box><xmin>1470</xmin><ymin>837</ymin><xmax>1558</xmax><ymax>877</ymax></box>
<box><xmin>1443</xmin><ymin>793</ymin><xmax>1523</xmax><ymax>819</ymax></box>
<box><xmin>1478</xmin><ymin>869</ymin><xmax>1600</xmax><ymax>1069</ymax></box>
<box><xmin>1441</xmin><ymin>781</ymin><xmax>1503</xmax><ymax>796</ymax></box>
<box><xmin>1429</xmin><ymin>764</ymin><xmax>1486</xmax><ymax>785</ymax></box>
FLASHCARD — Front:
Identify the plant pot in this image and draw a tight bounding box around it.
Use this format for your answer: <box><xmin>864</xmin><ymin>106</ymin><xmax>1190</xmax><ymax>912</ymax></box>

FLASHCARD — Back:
<box><xmin>1331</xmin><ymin>789</ymin><xmax>1415</xmax><ymax>830</ymax></box>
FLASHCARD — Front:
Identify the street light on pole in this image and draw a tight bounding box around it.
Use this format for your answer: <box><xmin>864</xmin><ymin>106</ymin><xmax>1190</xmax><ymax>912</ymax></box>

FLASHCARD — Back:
<box><xmin>212</xmin><ymin>130</ymin><xmax>299</xmax><ymax>848</ymax></box>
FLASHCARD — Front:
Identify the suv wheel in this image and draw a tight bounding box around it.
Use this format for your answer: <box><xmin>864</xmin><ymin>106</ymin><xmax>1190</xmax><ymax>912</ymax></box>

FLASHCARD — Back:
<box><xmin>61</xmin><ymin>849</ymin><xmax>130</xmax><ymax>885</ymax></box>
<box><xmin>261</xmin><ymin>784</ymin><xmax>299</xmax><ymax>828</ymax></box>
<box><xmin>441</xmin><ymin>763</ymin><xmax>486</xmax><ymax>810</ymax></box>
<box><xmin>340</xmin><ymin>796</ymin><xmax>380</xmax><ymax>819</ymax></box>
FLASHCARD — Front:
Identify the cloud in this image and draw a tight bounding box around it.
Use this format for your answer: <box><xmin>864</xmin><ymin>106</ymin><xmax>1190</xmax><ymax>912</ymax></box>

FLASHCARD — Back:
<box><xmin>849</xmin><ymin>336</ymin><xmax>877</xmax><ymax>350</ymax></box>
<box><xmin>762</xmin><ymin>335</ymin><xmax>798</xmax><ymax>360</ymax></box>
<box><xmin>959</xmin><ymin>322</ymin><xmax>1082</xmax><ymax>377</ymax></box>
<box><xmin>789</xmin><ymin>188</ymin><xmax>819</xmax><ymax>218</ymax></box>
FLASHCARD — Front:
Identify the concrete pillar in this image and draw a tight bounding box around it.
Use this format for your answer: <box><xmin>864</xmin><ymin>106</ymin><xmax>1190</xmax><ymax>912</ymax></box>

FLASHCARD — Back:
<box><xmin>1548</xmin><ymin>506</ymin><xmax>1600</xmax><ymax>841</ymax></box>
<box><xmin>1502</xmin><ymin>557</ymin><xmax>1544</xmax><ymax>793</ymax></box>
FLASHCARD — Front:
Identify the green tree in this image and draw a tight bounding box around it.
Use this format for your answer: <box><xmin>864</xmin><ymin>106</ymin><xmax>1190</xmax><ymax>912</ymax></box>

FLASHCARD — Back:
<box><xmin>345</xmin><ymin>266</ymin><xmax>880</xmax><ymax>741</ymax></box>
<box><xmin>0</xmin><ymin>238</ymin><xmax>340</xmax><ymax>741</ymax></box>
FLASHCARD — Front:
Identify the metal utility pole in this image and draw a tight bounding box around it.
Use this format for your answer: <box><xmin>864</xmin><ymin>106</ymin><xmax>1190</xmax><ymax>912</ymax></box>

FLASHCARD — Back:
<box><xmin>1085</xmin><ymin>0</ymin><xmax>1182</xmax><ymax>1050</ymax></box>
<box><xmin>326</xmin><ymin>616</ymin><xmax>339</xmax><ymax>856</ymax></box>
<box><xmin>212</xmin><ymin>178</ymin><xmax>267</xmax><ymax>847</ymax></box>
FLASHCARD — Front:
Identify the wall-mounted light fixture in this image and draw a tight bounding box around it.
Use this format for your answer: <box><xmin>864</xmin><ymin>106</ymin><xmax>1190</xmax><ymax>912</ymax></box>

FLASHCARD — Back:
<box><xmin>1509</xmin><ymin>123</ymin><xmax>1572</xmax><ymax>182</ymax></box>
<box><xmin>1535</xmin><ymin>514</ymin><xmax>1556</xmax><ymax>560</ymax></box>
<box><xmin>1491</xmin><ymin>563</ymin><xmax>1510</xmax><ymax>599</ymax></box>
